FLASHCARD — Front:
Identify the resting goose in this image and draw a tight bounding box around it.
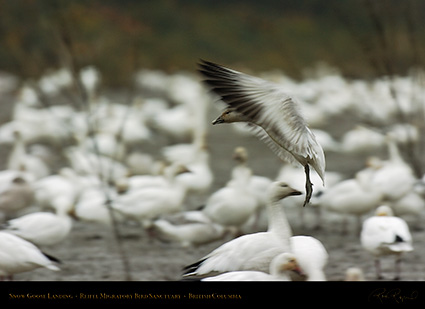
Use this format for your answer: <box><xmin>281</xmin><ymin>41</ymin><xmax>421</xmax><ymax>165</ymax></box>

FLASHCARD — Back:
<box><xmin>361</xmin><ymin>205</ymin><xmax>413</xmax><ymax>280</ymax></box>
<box><xmin>0</xmin><ymin>231</ymin><xmax>60</xmax><ymax>280</ymax></box>
<box><xmin>199</xmin><ymin>60</ymin><xmax>325</xmax><ymax>206</ymax></box>
<box><xmin>2</xmin><ymin>198</ymin><xmax>73</xmax><ymax>247</ymax></box>
<box><xmin>202</xmin><ymin>252</ymin><xmax>303</xmax><ymax>281</ymax></box>
<box><xmin>152</xmin><ymin>211</ymin><xmax>227</xmax><ymax>247</ymax></box>
<box><xmin>113</xmin><ymin>164</ymin><xmax>192</xmax><ymax>228</ymax></box>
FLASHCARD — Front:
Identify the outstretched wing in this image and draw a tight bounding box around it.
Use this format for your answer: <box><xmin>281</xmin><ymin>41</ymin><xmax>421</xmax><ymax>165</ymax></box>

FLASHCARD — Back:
<box><xmin>199</xmin><ymin>59</ymin><xmax>325</xmax><ymax>181</ymax></box>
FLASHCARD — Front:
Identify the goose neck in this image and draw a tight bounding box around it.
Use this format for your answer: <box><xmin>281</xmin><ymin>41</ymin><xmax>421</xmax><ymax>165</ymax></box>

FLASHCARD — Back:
<box><xmin>267</xmin><ymin>199</ymin><xmax>292</xmax><ymax>244</ymax></box>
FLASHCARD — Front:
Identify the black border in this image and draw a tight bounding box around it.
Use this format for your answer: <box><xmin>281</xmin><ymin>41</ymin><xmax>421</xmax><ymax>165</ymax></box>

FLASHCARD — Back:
<box><xmin>1</xmin><ymin>281</ymin><xmax>424</xmax><ymax>306</ymax></box>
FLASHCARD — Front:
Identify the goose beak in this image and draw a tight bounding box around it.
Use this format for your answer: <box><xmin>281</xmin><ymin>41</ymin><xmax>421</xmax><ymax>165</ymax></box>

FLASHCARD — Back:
<box><xmin>212</xmin><ymin>116</ymin><xmax>224</xmax><ymax>125</ymax></box>
<box><xmin>290</xmin><ymin>190</ymin><xmax>302</xmax><ymax>196</ymax></box>
<box><xmin>293</xmin><ymin>266</ymin><xmax>305</xmax><ymax>277</ymax></box>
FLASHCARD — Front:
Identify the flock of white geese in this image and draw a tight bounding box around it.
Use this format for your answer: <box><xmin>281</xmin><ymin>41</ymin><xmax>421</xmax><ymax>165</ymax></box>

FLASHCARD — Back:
<box><xmin>0</xmin><ymin>61</ymin><xmax>423</xmax><ymax>281</ymax></box>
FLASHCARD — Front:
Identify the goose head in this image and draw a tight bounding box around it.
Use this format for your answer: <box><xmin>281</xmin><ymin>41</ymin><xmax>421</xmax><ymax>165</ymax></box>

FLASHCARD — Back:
<box><xmin>271</xmin><ymin>252</ymin><xmax>304</xmax><ymax>277</ymax></box>
<box><xmin>268</xmin><ymin>181</ymin><xmax>302</xmax><ymax>202</ymax></box>
<box><xmin>345</xmin><ymin>267</ymin><xmax>365</xmax><ymax>281</ymax></box>
<box><xmin>232</xmin><ymin>146</ymin><xmax>248</xmax><ymax>163</ymax></box>
<box><xmin>174</xmin><ymin>164</ymin><xmax>192</xmax><ymax>176</ymax></box>
<box><xmin>212</xmin><ymin>108</ymin><xmax>249</xmax><ymax>125</ymax></box>
<box><xmin>375</xmin><ymin>205</ymin><xmax>394</xmax><ymax>217</ymax></box>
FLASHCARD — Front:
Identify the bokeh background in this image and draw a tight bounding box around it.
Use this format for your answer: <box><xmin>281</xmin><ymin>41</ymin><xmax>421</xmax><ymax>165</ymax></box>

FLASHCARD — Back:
<box><xmin>1</xmin><ymin>0</ymin><xmax>425</xmax><ymax>282</ymax></box>
<box><xmin>1</xmin><ymin>0</ymin><xmax>425</xmax><ymax>83</ymax></box>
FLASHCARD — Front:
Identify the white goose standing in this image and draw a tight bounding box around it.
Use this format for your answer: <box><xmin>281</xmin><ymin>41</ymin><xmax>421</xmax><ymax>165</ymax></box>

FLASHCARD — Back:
<box><xmin>201</xmin><ymin>147</ymin><xmax>258</xmax><ymax>232</ymax></box>
<box><xmin>361</xmin><ymin>205</ymin><xmax>413</xmax><ymax>280</ymax></box>
<box><xmin>183</xmin><ymin>181</ymin><xmax>328</xmax><ymax>280</ymax></box>
<box><xmin>199</xmin><ymin>60</ymin><xmax>325</xmax><ymax>206</ymax></box>
<box><xmin>183</xmin><ymin>182</ymin><xmax>300</xmax><ymax>276</ymax></box>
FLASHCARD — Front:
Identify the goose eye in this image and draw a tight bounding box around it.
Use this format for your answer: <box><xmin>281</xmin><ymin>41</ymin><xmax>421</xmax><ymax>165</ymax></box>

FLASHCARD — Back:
<box><xmin>280</xmin><ymin>184</ymin><xmax>288</xmax><ymax>187</ymax></box>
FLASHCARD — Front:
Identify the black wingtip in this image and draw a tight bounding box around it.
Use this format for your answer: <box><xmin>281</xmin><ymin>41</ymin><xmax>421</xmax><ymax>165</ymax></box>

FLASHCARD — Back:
<box><xmin>42</xmin><ymin>252</ymin><xmax>62</xmax><ymax>264</ymax></box>
<box><xmin>182</xmin><ymin>258</ymin><xmax>206</xmax><ymax>276</ymax></box>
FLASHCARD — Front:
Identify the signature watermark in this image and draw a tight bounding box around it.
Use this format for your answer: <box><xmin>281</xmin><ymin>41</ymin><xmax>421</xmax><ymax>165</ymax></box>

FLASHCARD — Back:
<box><xmin>368</xmin><ymin>288</ymin><xmax>419</xmax><ymax>304</ymax></box>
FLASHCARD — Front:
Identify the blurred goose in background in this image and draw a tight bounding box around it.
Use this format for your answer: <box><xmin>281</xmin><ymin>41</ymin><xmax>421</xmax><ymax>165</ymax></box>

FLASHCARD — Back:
<box><xmin>149</xmin><ymin>73</ymin><xmax>207</xmax><ymax>141</ymax></box>
<box><xmin>0</xmin><ymin>231</ymin><xmax>60</xmax><ymax>280</ymax></box>
<box><xmin>340</xmin><ymin>125</ymin><xmax>385</xmax><ymax>154</ymax></box>
<box><xmin>202</xmin><ymin>252</ymin><xmax>303</xmax><ymax>281</ymax></box>
<box><xmin>7</xmin><ymin>130</ymin><xmax>50</xmax><ymax>180</ymax></box>
<box><xmin>113</xmin><ymin>164</ymin><xmax>192</xmax><ymax>228</ymax></box>
<box><xmin>361</xmin><ymin>205</ymin><xmax>413</xmax><ymax>280</ymax></box>
<box><xmin>151</xmin><ymin>104</ymin><xmax>194</xmax><ymax>141</ymax></box>
<box><xmin>74</xmin><ymin>186</ymin><xmax>122</xmax><ymax>225</ymax></box>
<box><xmin>227</xmin><ymin>147</ymin><xmax>273</xmax><ymax>209</ymax></box>
<box><xmin>65</xmin><ymin>145</ymin><xmax>128</xmax><ymax>184</ymax></box>
<box><xmin>163</xmin><ymin>133</ymin><xmax>213</xmax><ymax>196</ymax></box>
<box><xmin>79</xmin><ymin>66</ymin><xmax>100</xmax><ymax>103</ymax></box>
<box><xmin>0</xmin><ymin>169</ymin><xmax>35</xmax><ymax>186</ymax></box>
<box><xmin>90</xmin><ymin>99</ymin><xmax>152</xmax><ymax>148</ymax></box>
<box><xmin>201</xmin><ymin>147</ymin><xmax>258</xmax><ymax>233</ymax></box>
<box><xmin>344</xmin><ymin>267</ymin><xmax>365</xmax><ymax>281</ymax></box>
<box><xmin>38</xmin><ymin>67</ymin><xmax>72</xmax><ymax>97</ymax></box>
<box><xmin>388</xmin><ymin>186</ymin><xmax>425</xmax><ymax>221</ymax></box>
<box><xmin>2</xmin><ymin>198</ymin><xmax>73</xmax><ymax>247</ymax></box>
<box><xmin>34</xmin><ymin>168</ymin><xmax>79</xmax><ymax>211</ymax></box>
<box><xmin>80</xmin><ymin>132</ymin><xmax>127</xmax><ymax>161</ymax></box>
<box><xmin>8</xmin><ymin>86</ymin><xmax>73</xmax><ymax>145</ymax></box>
<box><xmin>311</xmin><ymin>129</ymin><xmax>341</xmax><ymax>152</ymax></box>
<box><xmin>225</xmin><ymin>147</ymin><xmax>272</xmax><ymax>232</ymax></box>
<box><xmin>366</xmin><ymin>134</ymin><xmax>417</xmax><ymax>202</ymax></box>
<box><xmin>152</xmin><ymin>211</ymin><xmax>227</xmax><ymax>247</ymax></box>
<box><xmin>314</xmin><ymin>167</ymin><xmax>384</xmax><ymax>234</ymax></box>
<box><xmin>125</xmin><ymin>151</ymin><xmax>162</xmax><ymax>176</ymax></box>
<box><xmin>199</xmin><ymin>60</ymin><xmax>325</xmax><ymax>206</ymax></box>
<box><xmin>0</xmin><ymin>176</ymin><xmax>35</xmax><ymax>219</ymax></box>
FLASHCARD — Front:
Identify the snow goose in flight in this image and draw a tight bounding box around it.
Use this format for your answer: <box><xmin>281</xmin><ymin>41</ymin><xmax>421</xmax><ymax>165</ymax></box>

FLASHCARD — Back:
<box><xmin>199</xmin><ymin>60</ymin><xmax>325</xmax><ymax>206</ymax></box>
<box><xmin>360</xmin><ymin>205</ymin><xmax>413</xmax><ymax>280</ymax></box>
<box><xmin>202</xmin><ymin>252</ymin><xmax>303</xmax><ymax>281</ymax></box>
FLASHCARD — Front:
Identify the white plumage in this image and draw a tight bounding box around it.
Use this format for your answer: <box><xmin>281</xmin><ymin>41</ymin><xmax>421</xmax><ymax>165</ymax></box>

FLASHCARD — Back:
<box><xmin>152</xmin><ymin>211</ymin><xmax>227</xmax><ymax>247</ymax></box>
<box><xmin>183</xmin><ymin>182</ymin><xmax>300</xmax><ymax>277</ymax></box>
<box><xmin>361</xmin><ymin>205</ymin><xmax>413</xmax><ymax>280</ymax></box>
<box><xmin>183</xmin><ymin>181</ymin><xmax>328</xmax><ymax>281</ymax></box>
<box><xmin>314</xmin><ymin>168</ymin><xmax>384</xmax><ymax>233</ymax></box>
<box><xmin>202</xmin><ymin>252</ymin><xmax>302</xmax><ymax>281</ymax></box>
<box><xmin>199</xmin><ymin>60</ymin><xmax>325</xmax><ymax>205</ymax></box>
<box><xmin>0</xmin><ymin>231</ymin><xmax>60</xmax><ymax>279</ymax></box>
<box><xmin>113</xmin><ymin>164</ymin><xmax>191</xmax><ymax>228</ymax></box>
<box><xmin>2</xmin><ymin>200</ymin><xmax>72</xmax><ymax>247</ymax></box>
